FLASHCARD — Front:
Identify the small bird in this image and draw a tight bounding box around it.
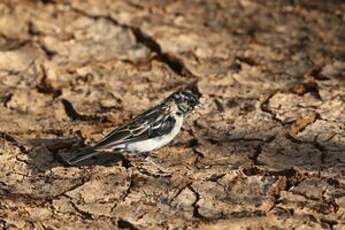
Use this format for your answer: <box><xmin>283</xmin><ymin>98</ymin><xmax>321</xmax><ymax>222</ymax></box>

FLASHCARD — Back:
<box><xmin>66</xmin><ymin>89</ymin><xmax>200</xmax><ymax>165</ymax></box>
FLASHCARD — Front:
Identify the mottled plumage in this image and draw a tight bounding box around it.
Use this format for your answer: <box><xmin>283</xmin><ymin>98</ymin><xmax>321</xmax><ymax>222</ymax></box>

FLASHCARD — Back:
<box><xmin>66</xmin><ymin>90</ymin><xmax>200</xmax><ymax>165</ymax></box>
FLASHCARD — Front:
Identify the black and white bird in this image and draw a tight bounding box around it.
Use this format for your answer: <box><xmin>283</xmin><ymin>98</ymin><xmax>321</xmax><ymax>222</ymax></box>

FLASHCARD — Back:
<box><xmin>66</xmin><ymin>89</ymin><xmax>200</xmax><ymax>165</ymax></box>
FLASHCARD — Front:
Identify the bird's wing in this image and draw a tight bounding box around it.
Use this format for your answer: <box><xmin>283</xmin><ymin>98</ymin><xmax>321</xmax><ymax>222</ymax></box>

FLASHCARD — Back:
<box><xmin>66</xmin><ymin>104</ymin><xmax>177</xmax><ymax>165</ymax></box>
<box><xmin>93</xmin><ymin>103</ymin><xmax>176</xmax><ymax>151</ymax></box>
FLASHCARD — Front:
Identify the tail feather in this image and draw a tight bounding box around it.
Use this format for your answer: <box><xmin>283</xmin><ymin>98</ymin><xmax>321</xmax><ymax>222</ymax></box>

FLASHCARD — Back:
<box><xmin>66</xmin><ymin>147</ymin><xmax>101</xmax><ymax>165</ymax></box>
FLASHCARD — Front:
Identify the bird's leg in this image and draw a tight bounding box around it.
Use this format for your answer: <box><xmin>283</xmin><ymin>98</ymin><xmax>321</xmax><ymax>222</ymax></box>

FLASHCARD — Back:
<box><xmin>139</xmin><ymin>151</ymin><xmax>150</xmax><ymax>159</ymax></box>
<box><xmin>142</xmin><ymin>152</ymin><xmax>172</xmax><ymax>175</ymax></box>
<box><xmin>136</xmin><ymin>151</ymin><xmax>160</xmax><ymax>166</ymax></box>
<box><xmin>123</xmin><ymin>151</ymin><xmax>149</xmax><ymax>166</ymax></box>
<box><xmin>129</xmin><ymin>151</ymin><xmax>171</xmax><ymax>175</ymax></box>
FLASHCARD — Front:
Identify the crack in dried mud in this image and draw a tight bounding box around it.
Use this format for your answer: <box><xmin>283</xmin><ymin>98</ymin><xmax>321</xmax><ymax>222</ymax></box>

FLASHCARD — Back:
<box><xmin>66</xmin><ymin>3</ymin><xmax>196</xmax><ymax>79</ymax></box>
<box><xmin>1</xmin><ymin>0</ymin><xmax>345</xmax><ymax>229</ymax></box>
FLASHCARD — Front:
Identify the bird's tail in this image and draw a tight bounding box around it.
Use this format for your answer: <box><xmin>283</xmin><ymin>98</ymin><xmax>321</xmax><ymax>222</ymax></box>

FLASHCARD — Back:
<box><xmin>66</xmin><ymin>147</ymin><xmax>101</xmax><ymax>165</ymax></box>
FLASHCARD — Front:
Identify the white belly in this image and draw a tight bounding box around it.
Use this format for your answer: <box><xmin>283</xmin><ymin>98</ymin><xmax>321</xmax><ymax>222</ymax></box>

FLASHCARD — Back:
<box><xmin>126</xmin><ymin>115</ymin><xmax>184</xmax><ymax>153</ymax></box>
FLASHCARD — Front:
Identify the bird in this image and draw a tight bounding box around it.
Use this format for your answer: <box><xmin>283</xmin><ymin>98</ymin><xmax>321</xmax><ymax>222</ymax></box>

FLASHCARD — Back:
<box><xmin>66</xmin><ymin>89</ymin><xmax>200</xmax><ymax>165</ymax></box>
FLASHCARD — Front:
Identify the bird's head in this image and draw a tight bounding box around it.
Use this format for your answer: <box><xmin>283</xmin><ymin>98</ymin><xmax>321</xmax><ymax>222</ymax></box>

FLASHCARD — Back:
<box><xmin>166</xmin><ymin>89</ymin><xmax>200</xmax><ymax>115</ymax></box>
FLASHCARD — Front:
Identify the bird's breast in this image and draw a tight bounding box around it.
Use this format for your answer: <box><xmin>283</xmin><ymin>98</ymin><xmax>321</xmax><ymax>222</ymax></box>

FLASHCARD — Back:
<box><xmin>126</xmin><ymin>115</ymin><xmax>184</xmax><ymax>153</ymax></box>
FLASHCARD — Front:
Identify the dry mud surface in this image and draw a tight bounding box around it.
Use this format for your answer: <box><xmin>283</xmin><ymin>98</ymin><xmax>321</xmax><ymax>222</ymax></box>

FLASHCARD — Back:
<box><xmin>1</xmin><ymin>0</ymin><xmax>345</xmax><ymax>229</ymax></box>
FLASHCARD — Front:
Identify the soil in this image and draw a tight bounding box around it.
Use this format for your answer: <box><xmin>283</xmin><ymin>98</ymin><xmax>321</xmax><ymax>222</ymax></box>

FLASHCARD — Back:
<box><xmin>1</xmin><ymin>0</ymin><xmax>345</xmax><ymax>229</ymax></box>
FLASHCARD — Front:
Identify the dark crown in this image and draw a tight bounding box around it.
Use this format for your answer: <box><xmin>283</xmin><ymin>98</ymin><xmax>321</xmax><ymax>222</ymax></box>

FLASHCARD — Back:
<box><xmin>166</xmin><ymin>90</ymin><xmax>200</xmax><ymax>114</ymax></box>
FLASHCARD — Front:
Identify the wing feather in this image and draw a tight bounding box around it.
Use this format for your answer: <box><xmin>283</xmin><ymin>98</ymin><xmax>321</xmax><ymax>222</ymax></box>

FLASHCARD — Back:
<box><xmin>93</xmin><ymin>103</ymin><xmax>171</xmax><ymax>150</ymax></box>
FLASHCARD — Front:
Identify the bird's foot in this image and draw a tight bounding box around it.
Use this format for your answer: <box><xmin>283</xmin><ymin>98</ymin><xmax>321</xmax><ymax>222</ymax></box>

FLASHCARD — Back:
<box><xmin>137</xmin><ymin>155</ymin><xmax>172</xmax><ymax>176</ymax></box>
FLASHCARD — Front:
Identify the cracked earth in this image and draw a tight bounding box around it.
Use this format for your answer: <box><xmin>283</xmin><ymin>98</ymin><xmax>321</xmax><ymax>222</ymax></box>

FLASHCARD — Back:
<box><xmin>1</xmin><ymin>0</ymin><xmax>345</xmax><ymax>229</ymax></box>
